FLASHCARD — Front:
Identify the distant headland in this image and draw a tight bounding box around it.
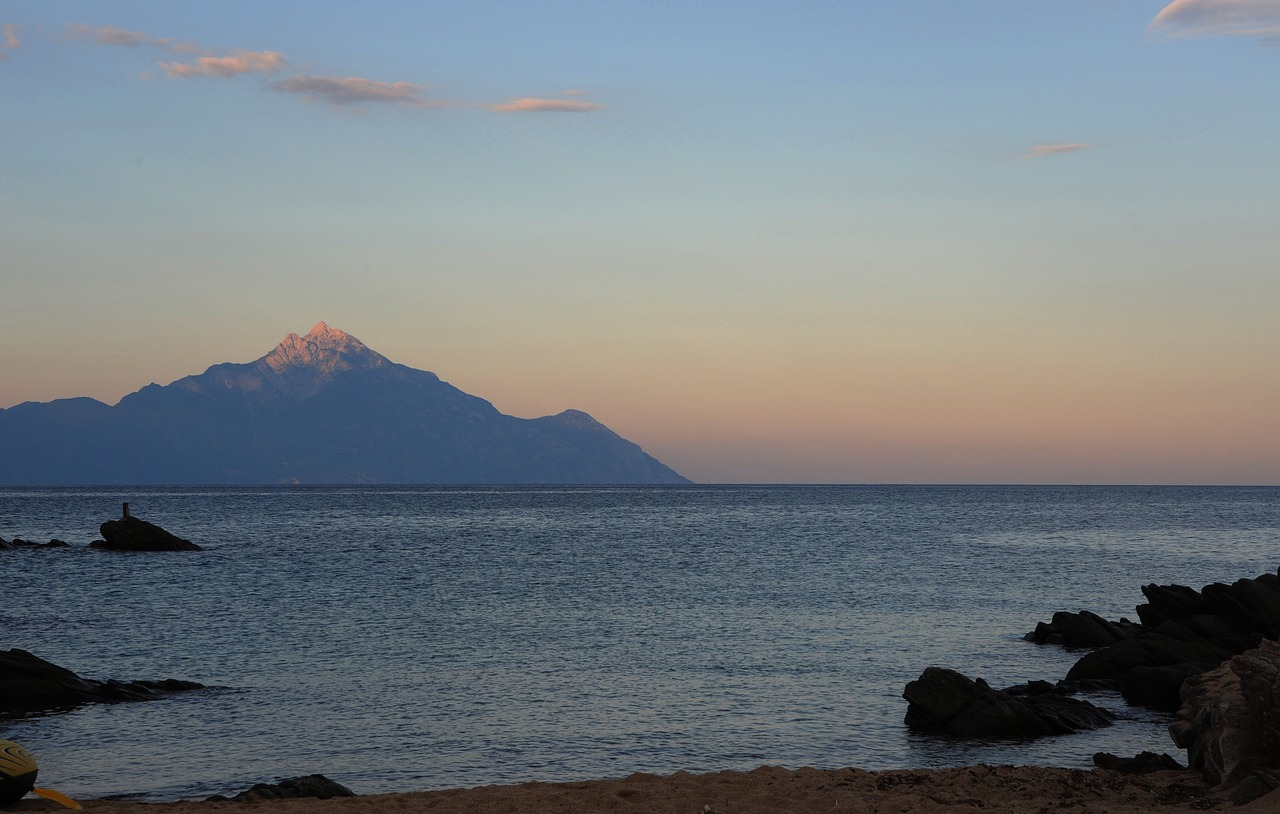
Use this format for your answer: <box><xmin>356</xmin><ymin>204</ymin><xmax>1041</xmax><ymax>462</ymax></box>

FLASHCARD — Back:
<box><xmin>0</xmin><ymin>322</ymin><xmax>690</xmax><ymax>485</ymax></box>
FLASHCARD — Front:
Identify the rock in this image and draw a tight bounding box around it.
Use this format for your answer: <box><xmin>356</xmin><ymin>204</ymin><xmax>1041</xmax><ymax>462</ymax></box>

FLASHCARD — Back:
<box><xmin>1093</xmin><ymin>751</ymin><xmax>1184</xmax><ymax>774</ymax></box>
<box><xmin>207</xmin><ymin>775</ymin><xmax>356</xmax><ymax>802</ymax></box>
<box><xmin>1121</xmin><ymin>663</ymin><xmax>1217</xmax><ymax>712</ymax></box>
<box><xmin>1169</xmin><ymin>640</ymin><xmax>1280</xmax><ymax>789</ymax></box>
<box><xmin>0</xmin><ymin>537</ymin><xmax>69</xmax><ymax>549</ymax></box>
<box><xmin>1026</xmin><ymin>610</ymin><xmax>1138</xmax><ymax>648</ymax></box>
<box><xmin>1066</xmin><ymin>636</ymin><xmax>1230</xmax><ymax>682</ymax></box>
<box><xmin>1228</xmin><ymin>772</ymin><xmax>1280</xmax><ymax>806</ymax></box>
<box><xmin>1032</xmin><ymin>570</ymin><xmax>1280</xmax><ymax>711</ymax></box>
<box><xmin>903</xmin><ymin>667</ymin><xmax>1113</xmax><ymax>739</ymax></box>
<box><xmin>91</xmin><ymin>515</ymin><xmax>202</xmax><ymax>551</ymax></box>
<box><xmin>0</xmin><ymin>648</ymin><xmax>203</xmax><ymax>716</ymax></box>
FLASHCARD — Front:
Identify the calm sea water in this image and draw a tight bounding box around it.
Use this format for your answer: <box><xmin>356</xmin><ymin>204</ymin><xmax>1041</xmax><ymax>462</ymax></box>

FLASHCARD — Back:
<box><xmin>1</xmin><ymin>485</ymin><xmax>1277</xmax><ymax>800</ymax></box>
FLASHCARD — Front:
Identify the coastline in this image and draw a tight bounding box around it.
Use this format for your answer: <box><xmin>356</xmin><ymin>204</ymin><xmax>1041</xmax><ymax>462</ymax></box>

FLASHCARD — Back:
<box><xmin>19</xmin><ymin>764</ymin><xmax>1279</xmax><ymax>814</ymax></box>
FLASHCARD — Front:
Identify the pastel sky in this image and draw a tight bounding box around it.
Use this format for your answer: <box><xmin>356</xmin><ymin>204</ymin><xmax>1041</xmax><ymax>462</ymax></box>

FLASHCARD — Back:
<box><xmin>3</xmin><ymin>1</ymin><xmax>1278</xmax><ymax>484</ymax></box>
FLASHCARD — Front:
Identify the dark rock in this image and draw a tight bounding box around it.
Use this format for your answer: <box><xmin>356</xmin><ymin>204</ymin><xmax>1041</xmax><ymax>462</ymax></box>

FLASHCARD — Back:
<box><xmin>1093</xmin><ymin>751</ymin><xmax>1184</xmax><ymax>774</ymax></box>
<box><xmin>1026</xmin><ymin>610</ymin><xmax>1137</xmax><ymax>648</ymax></box>
<box><xmin>0</xmin><ymin>648</ymin><xmax>203</xmax><ymax>717</ymax></box>
<box><xmin>91</xmin><ymin>515</ymin><xmax>202</xmax><ymax>551</ymax></box>
<box><xmin>0</xmin><ymin>537</ymin><xmax>68</xmax><ymax>549</ymax></box>
<box><xmin>208</xmin><ymin>774</ymin><xmax>356</xmax><ymax>802</ymax></box>
<box><xmin>903</xmin><ymin>667</ymin><xmax>1112</xmax><ymax>739</ymax></box>
<box><xmin>1029</xmin><ymin>570</ymin><xmax>1280</xmax><ymax>711</ymax></box>
<box><xmin>1228</xmin><ymin>772</ymin><xmax>1279</xmax><ymax>806</ymax></box>
<box><xmin>1121</xmin><ymin>663</ymin><xmax>1217</xmax><ymax>711</ymax></box>
<box><xmin>1066</xmin><ymin>636</ymin><xmax>1230</xmax><ymax>682</ymax></box>
<box><xmin>1169</xmin><ymin>640</ymin><xmax>1280</xmax><ymax>789</ymax></box>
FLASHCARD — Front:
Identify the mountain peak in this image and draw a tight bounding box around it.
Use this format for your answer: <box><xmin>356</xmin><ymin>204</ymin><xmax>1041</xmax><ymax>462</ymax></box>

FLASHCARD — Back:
<box><xmin>305</xmin><ymin>321</ymin><xmax>343</xmax><ymax>341</ymax></box>
<box><xmin>259</xmin><ymin>322</ymin><xmax>390</xmax><ymax>377</ymax></box>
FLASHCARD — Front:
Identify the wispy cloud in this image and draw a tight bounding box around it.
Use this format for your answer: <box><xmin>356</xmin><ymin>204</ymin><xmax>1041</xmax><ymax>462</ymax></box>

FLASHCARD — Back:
<box><xmin>484</xmin><ymin>97</ymin><xmax>605</xmax><ymax>113</ymax></box>
<box><xmin>0</xmin><ymin>23</ymin><xmax>19</xmax><ymax>60</ymax></box>
<box><xmin>273</xmin><ymin>75</ymin><xmax>440</xmax><ymax>108</ymax></box>
<box><xmin>67</xmin><ymin>23</ymin><xmax>158</xmax><ymax>48</ymax></box>
<box><xmin>1150</xmin><ymin>0</ymin><xmax>1280</xmax><ymax>41</ymax></box>
<box><xmin>161</xmin><ymin>51</ymin><xmax>285</xmax><ymax>79</ymax></box>
<box><xmin>1021</xmin><ymin>143</ymin><xmax>1094</xmax><ymax>160</ymax></box>
<box><xmin>62</xmin><ymin>22</ymin><xmax>602</xmax><ymax>116</ymax></box>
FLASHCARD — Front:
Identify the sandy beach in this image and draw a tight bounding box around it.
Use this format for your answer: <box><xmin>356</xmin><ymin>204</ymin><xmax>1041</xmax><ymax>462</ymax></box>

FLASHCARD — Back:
<box><xmin>13</xmin><ymin>764</ymin><xmax>1278</xmax><ymax>814</ymax></box>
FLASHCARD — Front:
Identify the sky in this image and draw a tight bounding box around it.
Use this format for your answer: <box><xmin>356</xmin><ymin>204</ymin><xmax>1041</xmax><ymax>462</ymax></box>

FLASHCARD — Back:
<box><xmin>2</xmin><ymin>1</ymin><xmax>1278</xmax><ymax>485</ymax></box>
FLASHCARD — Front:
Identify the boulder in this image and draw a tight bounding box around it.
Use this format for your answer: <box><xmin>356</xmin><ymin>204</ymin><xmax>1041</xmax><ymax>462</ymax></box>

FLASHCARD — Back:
<box><xmin>207</xmin><ymin>775</ymin><xmax>356</xmax><ymax>802</ymax></box>
<box><xmin>903</xmin><ymin>667</ymin><xmax>1113</xmax><ymax>739</ymax></box>
<box><xmin>0</xmin><ymin>648</ymin><xmax>203</xmax><ymax>716</ymax></box>
<box><xmin>92</xmin><ymin>515</ymin><xmax>202</xmax><ymax>552</ymax></box>
<box><xmin>1169</xmin><ymin>640</ymin><xmax>1280</xmax><ymax>790</ymax></box>
<box><xmin>1092</xmin><ymin>751</ymin><xmax>1184</xmax><ymax>774</ymax></box>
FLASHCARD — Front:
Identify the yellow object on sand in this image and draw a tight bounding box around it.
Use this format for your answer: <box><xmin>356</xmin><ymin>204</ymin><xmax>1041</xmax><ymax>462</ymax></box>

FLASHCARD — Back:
<box><xmin>0</xmin><ymin>741</ymin><xmax>81</xmax><ymax>810</ymax></box>
<box><xmin>33</xmin><ymin>788</ymin><xmax>82</xmax><ymax>810</ymax></box>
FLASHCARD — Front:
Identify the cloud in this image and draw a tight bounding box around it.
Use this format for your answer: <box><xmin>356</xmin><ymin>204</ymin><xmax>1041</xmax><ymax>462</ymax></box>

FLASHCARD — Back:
<box><xmin>484</xmin><ymin>97</ymin><xmax>605</xmax><ymax>113</ymax></box>
<box><xmin>273</xmin><ymin>74</ymin><xmax>438</xmax><ymax>108</ymax></box>
<box><xmin>1021</xmin><ymin>143</ymin><xmax>1094</xmax><ymax>160</ymax></box>
<box><xmin>160</xmin><ymin>51</ymin><xmax>285</xmax><ymax>78</ymax></box>
<box><xmin>67</xmin><ymin>23</ymin><xmax>156</xmax><ymax>48</ymax></box>
<box><xmin>0</xmin><ymin>23</ymin><xmax>18</xmax><ymax>60</ymax></box>
<box><xmin>1150</xmin><ymin>0</ymin><xmax>1280</xmax><ymax>41</ymax></box>
<box><xmin>61</xmin><ymin>22</ymin><xmax>605</xmax><ymax>117</ymax></box>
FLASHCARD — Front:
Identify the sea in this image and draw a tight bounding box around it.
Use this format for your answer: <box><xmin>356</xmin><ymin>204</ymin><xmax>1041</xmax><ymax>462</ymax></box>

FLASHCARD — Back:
<box><xmin>1</xmin><ymin>485</ymin><xmax>1277</xmax><ymax>801</ymax></box>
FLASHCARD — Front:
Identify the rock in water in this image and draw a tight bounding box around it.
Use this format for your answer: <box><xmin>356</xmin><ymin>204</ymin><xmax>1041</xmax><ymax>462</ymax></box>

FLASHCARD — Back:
<box><xmin>207</xmin><ymin>775</ymin><xmax>356</xmax><ymax>802</ymax></box>
<box><xmin>1169</xmin><ymin>640</ymin><xmax>1280</xmax><ymax>790</ymax></box>
<box><xmin>0</xmin><ymin>648</ymin><xmax>203</xmax><ymax>716</ymax></box>
<box><xmin>92</xmin><ymin>515</ymin><xmax>202</xmax><ymax>551</ymax></box>
<box><xmin>903</xmin><ymin>667</ymin><xmax>1113</xmax><ymax>739</ymax></box>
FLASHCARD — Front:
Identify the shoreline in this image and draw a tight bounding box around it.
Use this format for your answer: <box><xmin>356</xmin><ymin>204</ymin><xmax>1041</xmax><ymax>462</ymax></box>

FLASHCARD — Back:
<box><xmin>20</xmin><ymin>764</ymin><xmax>1280</xmax><ymax>814</ymax></box>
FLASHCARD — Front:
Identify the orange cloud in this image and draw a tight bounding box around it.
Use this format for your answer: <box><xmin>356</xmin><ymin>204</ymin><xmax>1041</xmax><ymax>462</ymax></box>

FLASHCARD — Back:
<box><xmin>160</xmin><ymin>51</ymin><xmax>285</xmax><ymax>78</ymax></box>
<box><xmin>485</xmin><ymin>97</ymin><xmax>604</xmax><ymax>113</ymax></box>
<box><xmin>0</xmin><ymin>22</ymin><xmax>17</xmax><ymax>60</ymax></box>
<box><xmin>1021</xmin><ymin>143</ymin><xmax>1094</xmax><ymax>159</ymax></box>
<box><xmin>1151</xmin><ymin>0</ymin><xmax>1280</xmax><ymax>40</ymax></box>
<box><xmin>67</xmin><ymin>23</ymin><xmax>155</xmax><ymax>47</ymax></box>
<box><xmin>273</xmin><ymin>74</ymin><xmax>438</xmax><ymax>108</ymax></box>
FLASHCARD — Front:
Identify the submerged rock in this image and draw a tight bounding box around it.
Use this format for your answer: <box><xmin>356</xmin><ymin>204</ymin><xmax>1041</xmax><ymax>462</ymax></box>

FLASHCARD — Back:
<box><xmin>0</xmin><ymin>648</ymin><xmax>203</xmax><ymax>717</ymax></box>
<box><xmin>0</xmin><ymin>537</ymin><xmax>70</xmax><ymax>549</ymax></box>
<box><xmin>903</xmin><ymin>667</ymin><xmax>1113</xmax><ymax>739</ymax></box>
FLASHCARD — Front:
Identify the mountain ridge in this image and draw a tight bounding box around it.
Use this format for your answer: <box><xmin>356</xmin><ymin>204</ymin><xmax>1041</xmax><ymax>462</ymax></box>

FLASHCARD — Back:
<box><xmin>0</xmin><ymin>324</ymin><xmax>690</xmax><ymax>485</ymax></box>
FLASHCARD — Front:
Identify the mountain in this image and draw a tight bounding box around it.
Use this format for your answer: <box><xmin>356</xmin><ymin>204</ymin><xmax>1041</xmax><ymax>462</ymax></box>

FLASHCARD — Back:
<box><xmin>0</xmin><ymin>323</ymin><xmax>691</xmax><ymax>485</ymax></box>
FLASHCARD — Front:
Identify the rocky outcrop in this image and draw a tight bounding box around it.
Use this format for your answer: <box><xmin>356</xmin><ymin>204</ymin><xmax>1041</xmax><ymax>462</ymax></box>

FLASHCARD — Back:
<box><xmin>903</xmin><ymin>667</ymin><xmax>1114</xmax><ymax>739</ymax></box>
<box><xmin>207</xmin><ymin>775</ymin><xmax>356</xmax><ymax>802</ymax></box>
<box><xmin>1027</xmin><ymin>610</ymin><xmax>1141</xmax><ymax>648</ymax></box>
<box><xmin>91</xmin><ymin>514</ymin><xmax>203</xmax><ymax>552</ymax></box>
<box><xmin>0</xmin><ymin>648</ymin><xmax>203</xmax><ymax>717</ymax></box>
<box><xmin>1029</xmin><ymin>569</ymin><xmax>1280</xmax><ymax>711</ymax></box>
<box><xmin>1169</xmin><ymin>640</ymin><xmax>1280</xmax><ymax>791</ymax></box>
